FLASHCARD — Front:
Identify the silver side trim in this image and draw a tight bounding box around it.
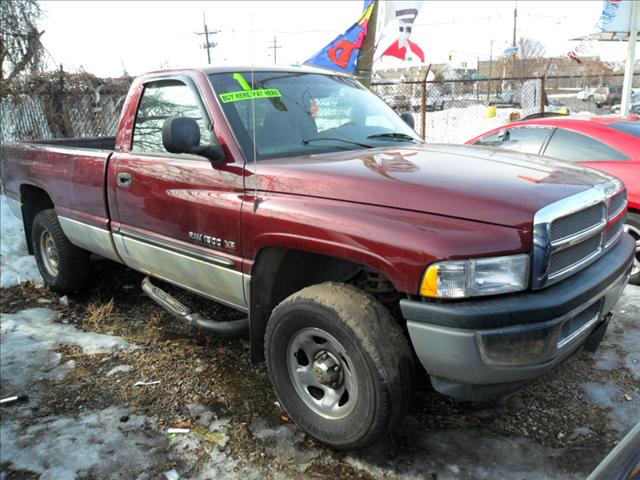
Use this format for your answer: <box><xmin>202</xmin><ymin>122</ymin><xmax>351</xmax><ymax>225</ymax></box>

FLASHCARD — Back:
<box><xmin>112</xmin><ymin>233</ymin><xmax>248</xmax><ymax>312</ymax></box>
<box><xmin>58</xmin><ymin>216</ymin><xmax>123</xmax><ymax>263</ymax></box>
<box><xmin>6</xmin><ymin>197</ymin><xmax>23</xmax><ymax>220</ymax></box>
<box><xmin>243</xmin><ymin>274</ymin><xmax>251</xmax><ymax>309</ymax></box>
<box><xmin>118</xmin><ymin>228</ymin><xmax>234</xmax><ymax>268</ymax></box>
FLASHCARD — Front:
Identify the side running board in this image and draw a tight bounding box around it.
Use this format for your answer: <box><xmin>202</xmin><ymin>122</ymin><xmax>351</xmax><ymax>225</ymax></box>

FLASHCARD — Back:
<box><xmin>141</xmin><ymin>276</ymin><xmax>249</xmax><ymax>337</ymax></box>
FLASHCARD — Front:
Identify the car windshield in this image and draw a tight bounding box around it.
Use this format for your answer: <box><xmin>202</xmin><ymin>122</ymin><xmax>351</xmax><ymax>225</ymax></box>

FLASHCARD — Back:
<box><xmin>209</xmin><ymin>71</ymin><xmax>422</xmax><ymax>161</ymax></box>
<box><xmin>609</xmin><ymin>121</ymin><xmax>640</xmax><ymax>138</ymax></box>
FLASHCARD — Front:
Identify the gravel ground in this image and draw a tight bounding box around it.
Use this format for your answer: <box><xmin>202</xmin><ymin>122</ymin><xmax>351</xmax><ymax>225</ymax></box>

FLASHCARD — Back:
<box><xmin>1</xmin><ymin>259</ymin><xmax>639</xmax><ymax>479</ymax></box>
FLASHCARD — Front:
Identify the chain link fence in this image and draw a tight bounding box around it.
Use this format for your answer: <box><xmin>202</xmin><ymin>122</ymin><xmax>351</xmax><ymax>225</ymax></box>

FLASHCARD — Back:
<box><xmin>371</xmin><ymin>73</ymin><xmax>640</xmax><ymax>144</ymax></box>
<box><xmin>1</xmin><ymin>71</ymin><xmax>638</xmax><ymax>146</ymax></box>
<box><xmin>0</xmin><ymin>68</ymin><xmax>132</xmax><ymax>143</ymax></box>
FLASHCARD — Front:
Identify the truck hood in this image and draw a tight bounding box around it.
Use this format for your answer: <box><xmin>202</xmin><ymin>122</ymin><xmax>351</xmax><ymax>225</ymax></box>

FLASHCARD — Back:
<box><xmin>254</xmin><ymin>144</ymin><xmax>614</xmax><ymax>228</ymax></box>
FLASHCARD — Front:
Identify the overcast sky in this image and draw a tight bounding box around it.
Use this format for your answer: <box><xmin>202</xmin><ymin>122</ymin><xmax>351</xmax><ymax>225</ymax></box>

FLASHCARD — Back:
<box><xmin>38</xmin><ymin>1</ymin><xmax>631</xmax><ymax>77</ymax></box>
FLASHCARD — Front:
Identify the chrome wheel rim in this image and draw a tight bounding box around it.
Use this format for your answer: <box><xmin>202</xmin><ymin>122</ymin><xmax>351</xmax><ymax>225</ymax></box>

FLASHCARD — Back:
<box><xmin>624</xmin><ymin>223</ymin><xmax>640</xmax><ymax>277</ymax></box>
<box><xmin>287</xmin><ymin>327</ymin><xmax>357</xmax><ymax>419</ymax></box>
<box><xmin>39</xmin><ymin>229</ymin><xmax>59</xmax><ymax>277</ymax></box>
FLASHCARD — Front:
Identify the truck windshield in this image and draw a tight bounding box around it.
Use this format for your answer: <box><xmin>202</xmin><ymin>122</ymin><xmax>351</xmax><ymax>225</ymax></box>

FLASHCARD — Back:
<box><xmin>209</xmin><ymin>71</ymin><xmax>422</xmax><ymax>161</ymax></box>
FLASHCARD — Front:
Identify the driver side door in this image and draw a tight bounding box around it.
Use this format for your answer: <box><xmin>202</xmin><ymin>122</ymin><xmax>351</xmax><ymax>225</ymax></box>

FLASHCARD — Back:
<box><xmin>111</xmin><ymin>76</ymin><xmax>248</xmax><ymax>311</ymax></box>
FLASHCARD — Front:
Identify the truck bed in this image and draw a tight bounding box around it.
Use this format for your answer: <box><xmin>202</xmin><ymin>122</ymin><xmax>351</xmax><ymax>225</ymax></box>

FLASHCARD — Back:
<box><xmin>1</xmin><ymin>138</ymin><xmax>114</xmax><ymax>232</ymax></box>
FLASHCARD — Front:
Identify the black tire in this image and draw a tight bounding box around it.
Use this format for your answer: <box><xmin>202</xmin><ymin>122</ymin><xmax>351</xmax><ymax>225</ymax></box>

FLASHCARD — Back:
<box><xmin>625</xmin><ymin>212</ymin><xmax>640</xmax><ymax>285</ymax></box>
<box><xmin>264</xmin><ymin>282</ymin><xmax>414</xmax><ymax>450</ymax></box>
<box><xmin>31</xmin><ymin>209</ymin><xmax>92</xmax><ymax>294</ymax></box>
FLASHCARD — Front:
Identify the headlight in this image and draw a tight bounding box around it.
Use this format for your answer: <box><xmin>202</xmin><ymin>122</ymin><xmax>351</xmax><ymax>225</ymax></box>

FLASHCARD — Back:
<box><xmin>420</xmin><ymin>254</ymin><xmax>530</xmax><ymax>298</ymax></box>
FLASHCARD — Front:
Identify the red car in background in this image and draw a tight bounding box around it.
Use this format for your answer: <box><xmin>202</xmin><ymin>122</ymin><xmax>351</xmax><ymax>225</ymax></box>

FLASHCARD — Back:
<box><xmin>467</xmin><ymin>116</ymin><xmax>640</xmax><ymax>284</ymax></box>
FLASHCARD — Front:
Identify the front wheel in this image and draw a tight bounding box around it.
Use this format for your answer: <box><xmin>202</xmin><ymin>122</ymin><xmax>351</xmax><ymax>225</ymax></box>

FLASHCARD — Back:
<box><xmin>265</xmin><ymin>282</ymin><xmax>414</xmax><ymax>450</ymax></box>
<box><xmin>625</xmin><ymin>212</ymin><xmax>640</xmax><ymax>285</ymax></box>
<box><xmin>32</xmin><ymin>209</ymin><xmax>92</xmax><ymax>293</ymax></box>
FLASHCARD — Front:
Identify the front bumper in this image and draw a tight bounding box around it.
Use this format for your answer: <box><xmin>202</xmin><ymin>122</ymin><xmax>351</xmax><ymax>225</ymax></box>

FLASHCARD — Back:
<box><xmin>401</xmin><ymin>233</ymin><xmax>635</xmax><ymax>401</ymax></box>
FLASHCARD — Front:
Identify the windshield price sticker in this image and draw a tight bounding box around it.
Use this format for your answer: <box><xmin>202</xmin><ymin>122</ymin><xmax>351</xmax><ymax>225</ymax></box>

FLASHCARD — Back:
<box><xmin>219</xmin><ymin>88</ymin><xmax>281</xmax><ymax>103</ymax></box>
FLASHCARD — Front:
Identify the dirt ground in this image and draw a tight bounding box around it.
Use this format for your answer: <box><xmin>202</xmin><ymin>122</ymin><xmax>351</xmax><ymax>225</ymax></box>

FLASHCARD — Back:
<box><xmin>1</xmin><ymin>259</ymin><xmax>639</xmax><ymax>480</ymax></box>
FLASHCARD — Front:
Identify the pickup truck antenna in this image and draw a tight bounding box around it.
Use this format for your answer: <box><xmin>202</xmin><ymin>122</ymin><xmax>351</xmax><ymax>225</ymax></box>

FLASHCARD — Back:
<box><xmin>250</xmin><ymin>14</ymin><xmax>259</xmax><ymax>212</ymax></box>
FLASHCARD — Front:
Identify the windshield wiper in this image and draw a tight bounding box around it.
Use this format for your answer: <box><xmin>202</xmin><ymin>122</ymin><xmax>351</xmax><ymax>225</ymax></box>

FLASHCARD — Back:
<box><xmin>367</xmin><ymin>132</ymin><xmax>421</xmax><ymax>143</ymax></box>
<box><xmin>302</xmin><ymin>137</ymin><xmax>373</xmax><ymax>149</ymax></box>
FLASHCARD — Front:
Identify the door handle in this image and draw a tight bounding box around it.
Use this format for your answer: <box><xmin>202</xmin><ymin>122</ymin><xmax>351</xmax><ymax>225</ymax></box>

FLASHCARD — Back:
<box><xmin>117</xmin><ymin>172</ymin><xmax>133</xmax><ymax>187</ymax></box>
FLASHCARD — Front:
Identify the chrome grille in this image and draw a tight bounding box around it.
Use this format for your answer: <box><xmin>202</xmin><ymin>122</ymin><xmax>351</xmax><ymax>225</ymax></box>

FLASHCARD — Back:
<box><xmin>605</xmin><ymin>216</ymin><xmax>625</xmax><ymax>247</ymax></box>
<box><xmin>532</xmin><ymin>181</ymin><xmax>626</xmax><ymax>289</ymax></box>
<box><xmin>608</xmin><ymin>191</ymin><xmax>627</xmax><ymax>220</ymax></box>
<box><xmin>549</xmin><ymin>234</ymin><xmax>603</xmax><ymax>276</ymax></box>
<box><xmin>550</xmin><ymin>204</ymin><xmax>604</xmax><ymax>242</ymax></box>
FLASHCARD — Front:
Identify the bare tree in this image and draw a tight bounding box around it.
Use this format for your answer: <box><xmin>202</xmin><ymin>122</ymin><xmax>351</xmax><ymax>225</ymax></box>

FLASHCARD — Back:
<box><xmin>512</xmin><ymin>37</ymin><xmax>546</xmax><ymax>78</ymax></box>
<box><xmin>0</xmin><ymin>0</ymin><xmax>44</xmax><ymax>82</ymax></box>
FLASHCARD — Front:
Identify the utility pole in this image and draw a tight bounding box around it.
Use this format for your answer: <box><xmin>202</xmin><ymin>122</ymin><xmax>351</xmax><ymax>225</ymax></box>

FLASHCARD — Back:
<box><xmin>268</xmin><ymin>36</ymin><xmax>282</xmax><ymax>65</ymax></box>
<box><xmin>487</xmin><ymin>40</ymin><xmax>494</xmax><ymax>103</ymax></box>
<box><xmin>356</xmin><ymin>0</ymin><xmax>378</xmax><ymax>88</ymax></box>
<box><xmin>511</xmin><ymin>1</ymin><xmax>518</xmax><ymax>79</ymax></box>
<box><xmin>196</xmin><ymin>13</ymin><xmax>219</xmax><ymax>65</ymax></box>
<box><xmin>621</xmin><ymin>0</ymin><xmax>638</xmax><ymax>116</ymax></box>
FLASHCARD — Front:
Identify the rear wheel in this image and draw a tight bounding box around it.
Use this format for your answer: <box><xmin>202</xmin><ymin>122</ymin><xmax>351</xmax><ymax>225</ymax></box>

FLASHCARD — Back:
<box><xmin>625</xmin><ymin>212</ymin><xmax>640</xmax><ymax>285</ymax></box>
<box><xmin>265</xmin><ymin>282</ymin><xmax>414</xmax><ymax>450</ymax></box>
<box><xmin>32</xmin><ymin>209</ymin><xmax>92</xmax><ymax>293</ymax></box>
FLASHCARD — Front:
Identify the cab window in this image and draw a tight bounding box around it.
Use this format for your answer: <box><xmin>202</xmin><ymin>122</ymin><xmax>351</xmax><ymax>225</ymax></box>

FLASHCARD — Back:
<box><xmin>132</xmin><ymin>80</ymin><xmax>211</xmax><ymax>153</ymax></box>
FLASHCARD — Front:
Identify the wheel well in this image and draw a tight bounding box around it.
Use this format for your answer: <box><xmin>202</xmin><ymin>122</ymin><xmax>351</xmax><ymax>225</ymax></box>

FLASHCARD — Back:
<box><xmin>249</xmin><ymin>247</ymin><xmax>402</xmax><ymax>362</ymax></box>
<box><xmin>20</xmin><ymin>185</ymin><xmax>54</xmax><ymax>254</ymax></box>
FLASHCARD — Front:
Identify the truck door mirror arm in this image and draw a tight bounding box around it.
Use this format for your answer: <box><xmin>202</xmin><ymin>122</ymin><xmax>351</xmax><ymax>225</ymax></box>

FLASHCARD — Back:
<box><xmin>162</xmin><ymin>116</ymin><xmax>227</xmax><ymax>163</ymax></box>
<box><xmin>190</xmin><ymin>144</ymin><xmax>226</xmax><ymax>163</ymax></box>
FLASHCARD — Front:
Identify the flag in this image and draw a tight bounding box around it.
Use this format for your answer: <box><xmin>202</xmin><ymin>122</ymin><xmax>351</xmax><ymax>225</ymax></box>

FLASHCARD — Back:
<box><xmin>567</xmin><ymin>0</ymin><xmax>623</xmax><ymax>63</ymax></box>
<box><xmin>304</xmin><ymin>1</ymin><xmax>376</xmax><ymax>73</ymax></box>
<box><xmin>377</xmin><ymin>1</ymin><xmax>425</xmax><ymax>62</ymax></box>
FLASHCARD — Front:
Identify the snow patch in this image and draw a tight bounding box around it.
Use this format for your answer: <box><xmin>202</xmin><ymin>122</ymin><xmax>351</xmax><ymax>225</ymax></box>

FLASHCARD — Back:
<box><xmin>168</xmin><ymin>419</ymin><xmax>253</xmax><ymax>480</ymax></box>
<box><xmin>1</xmin><ymin>308</ymin><xmax>136</xmax><ymax>389</ymax></box>
<box><xmin>573</xmin><ymin>426</ymin><xmax>593</xmax><ymax>437</ymax></box>
<box><xmin>106</xmin><ymin>364</ymin><xmax>135</xmax><ymax>376</ymax></box>
<box><xmin>593</xmin><ymin>349</ymin><xmax>622</xmax><ymax>372</ymax></box>
<box><xmin>346</xmin><ymin>423</ymin><xmax>575</xmax><ymax>480</ymax></box>
<box><xmin>0</xmin><ymin>194</ymin><xmax>42</xmax><ymax>288</ymax></box>
<box><xmin>602</xmin><ymin>286</ymin><xmax>640</xmax><ymax>381</ymax></box>
<box><xmin>413</xmin><ymin>104</ymin><xmax>519</xmax><ymax>144</ymax></box>
<box><xmin>0</xmin><ymin>406</ymin><xmax>165</xmax><ymax>480</ymax></box>
<box><xmin>250</xmin><ymin>418</ymin><xmax>322</xmax><ymax>472</ymax></box>
<box><xmin>1</xmin><ymin>308</ymin><xmax>136</xmax><ymax>355</ymax></box>
<box><xmin>581</xmin><ymin>382</ymin><xmax>640</xmax><ymax>434</ymax></box>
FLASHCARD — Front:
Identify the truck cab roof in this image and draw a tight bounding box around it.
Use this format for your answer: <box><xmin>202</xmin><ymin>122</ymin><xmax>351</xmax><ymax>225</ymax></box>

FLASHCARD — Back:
<box><xmin>142</xmin><ymin>64</ymin><xmax>349</xmax><ymax>78</ymax></box>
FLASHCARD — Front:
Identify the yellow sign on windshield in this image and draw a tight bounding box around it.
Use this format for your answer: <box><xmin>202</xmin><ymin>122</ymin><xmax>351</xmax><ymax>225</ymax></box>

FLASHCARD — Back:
<box><xmin>219</xmin><ymin>89</ymin><xmax>282</xmax><ymax>103</ymax></box>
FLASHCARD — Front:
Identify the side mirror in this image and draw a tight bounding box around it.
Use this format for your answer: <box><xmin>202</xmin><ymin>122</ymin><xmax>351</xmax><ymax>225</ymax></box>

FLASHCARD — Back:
<box><xmin>162</xmin><ymin>117</ymin><xmax>226</xmax><ymax>162</ymax></box>
<box><xmin>400</xmin><ymin>112</ymin><xmax>415</xmax><ymax>129</ymax></box>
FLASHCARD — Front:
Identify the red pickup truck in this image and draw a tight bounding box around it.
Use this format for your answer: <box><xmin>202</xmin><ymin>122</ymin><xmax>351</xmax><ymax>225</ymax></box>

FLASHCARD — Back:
<box><xmin>1</xmin><ymin>66</ymin><xmax>635</xmax><ymax>449</ymax></box>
